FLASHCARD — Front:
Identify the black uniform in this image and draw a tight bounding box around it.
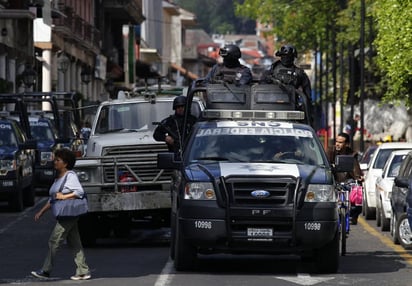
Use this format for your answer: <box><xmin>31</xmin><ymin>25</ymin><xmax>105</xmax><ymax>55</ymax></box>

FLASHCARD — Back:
<box><xmin>269</xmin><ymin>60</ymin><xmax>312</xmax><ymax>101</ymax></box>
<box><xmin>153</xmin><ymin>113</ymin><xmax>197</xmax><ymax>153</ymax></box>
<box><xmin>204</xmin><ymin>44</ymin><xmax>252</xmax><ymax>86</ymax></box>
<box><xmin>205</xmin><ymin>62</ymin><xmax>252</xmax><ymax>85</ymax></box>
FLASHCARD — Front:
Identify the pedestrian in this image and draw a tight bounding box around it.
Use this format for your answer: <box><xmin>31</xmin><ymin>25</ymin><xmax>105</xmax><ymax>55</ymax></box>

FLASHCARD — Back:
<box><xmin>327</xmin><ymin>132</ymin><xmax>363</xmax><ymax>224</ymax></box>
<box><xmin>345</xmin><ymin>114</ymin><xmax>360</xmax><ymax>142</ymax></box>
<box><xmin>153</xmin><ymin>95</ymin><xmax>197</xmax><ymax>155</ymax></box>
<box><xmin>80</xmin><ymin>120</ymin><xmax>92</xmax><ymax>143</ymax></box>
<box><xmin>203</xmin><ymin>44</ymin><xmax>252</xmax><ymax>86</ymax></box>
<box><xmin>31</xmin><ymin>148</ymin><xmax>91</xmax><ymax>281</ymax></box>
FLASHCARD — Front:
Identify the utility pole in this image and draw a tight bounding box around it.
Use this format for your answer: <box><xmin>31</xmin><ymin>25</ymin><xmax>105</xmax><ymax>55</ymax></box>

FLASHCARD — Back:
<box><xmin>359</xmin><ymin>0</ymin><xmax>365</xmax><ymax>152</ymax></box>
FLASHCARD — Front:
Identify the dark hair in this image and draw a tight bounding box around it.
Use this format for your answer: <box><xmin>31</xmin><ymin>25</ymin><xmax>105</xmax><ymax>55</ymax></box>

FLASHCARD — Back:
<box><xmin>55</xmin><ymin>148</ymin><xmax>76</xmax><ymax>170</ymax></box>
<box><xmin>337</xmin><ymin>132</ymin><xmax>350</xmax><ymax>144</ymax></box>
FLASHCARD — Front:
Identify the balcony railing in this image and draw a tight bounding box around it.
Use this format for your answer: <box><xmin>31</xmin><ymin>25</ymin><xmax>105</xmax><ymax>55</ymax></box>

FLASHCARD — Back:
<box><xmin>52</xmin><ymin>5</ymin><xmax>100</xmax><ymax>49</ymax></box>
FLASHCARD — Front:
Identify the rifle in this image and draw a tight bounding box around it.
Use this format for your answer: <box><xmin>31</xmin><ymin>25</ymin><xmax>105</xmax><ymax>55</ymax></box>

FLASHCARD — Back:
<box><xmin>152</xmin><ymin>121</ymin><xmax>179</xmax><ymax>141</ymax></box>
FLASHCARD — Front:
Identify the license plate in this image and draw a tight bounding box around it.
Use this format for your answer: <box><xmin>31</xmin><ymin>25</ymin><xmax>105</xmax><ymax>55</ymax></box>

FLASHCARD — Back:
<box><xmin>2</xmin><ymin>180</ymin><xmax>13</xmax><ymax>187</ymax></box>
<box><xmin>247</xmin><ymin>228</ymin><xmax>273</xmax><ymax>237</ymax></box>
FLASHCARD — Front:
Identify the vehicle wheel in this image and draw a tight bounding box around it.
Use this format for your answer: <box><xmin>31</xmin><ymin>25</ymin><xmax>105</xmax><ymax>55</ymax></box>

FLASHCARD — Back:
<box><xmin>23</xmin><ymin>184</ymin><xmax>35</xmax><ymax>207</ymax></box>
<box><xmin>376</xmin><ymin>203</ymin><xmax>382</xmax><ymax>227</ymax></box>
<box><xmin>390</xmin><ymin>214</ymin><xmax>399</xmax><ymax>244</ymax></box>
<box><xmin>364</xmin><ymin>195</ymin><xmax>376</xmax><ymax>220</ymax></box>
<box><xmin>314</xmin><ymin>228</ymin><xmax>339</xmax><ymax>273</ymax></box>
<box><xmin>113</xmin><ymin>215</ymin><xmax>131</xmax><ymax>238</ymax></box>
<box><xmin>340</xmin><ymin>210</ymin><xmax>347</xmax><ymax>256</ymax></box>
<box><xmin>362</xmin><ymin>193</ymin><xmax>366</xmax><ymax>216</ymax></box>
<box><xmin>174</xmin><ymin>215</ymin><xmax>196</xmax><ymax>271</ymax></box>
<box><xmin>9</xmin><ymin>187</ymin><xmax>24</xmax><ymax>212</ymax></box>
<box><xmin>380</xmin><ymin>201</ymin><xmax>390</xmax><ymax>232</ymax></box>
<box><xmin>169</xmin><ymin>211</ymin><xmax>176</xmax><ymax>260</ymax></box>
<box><xmin>396</xmin><ymin>213</ymin><xmax>412</xmax><ymax>250</ymax></box>
<box><xmin>78</xmin><ymin>214</ymin><xmax>98</xmax><ymax>247</ymax></box>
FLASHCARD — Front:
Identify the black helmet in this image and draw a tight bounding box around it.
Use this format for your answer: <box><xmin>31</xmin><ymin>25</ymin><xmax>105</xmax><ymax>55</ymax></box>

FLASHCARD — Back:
<box><xmin>275</xmin><ymin>45</ymin><xmax>298</xmax><ymax>58</ymax></box>
<box><xmin>219</xmin><ymin>44</ymin><xmax>241</xmax><ymax>60</ymax></box>
<box><xmin>173</xmin><ymin>96</ymin><xmax>186</xmax><ymax>110</ymax></box>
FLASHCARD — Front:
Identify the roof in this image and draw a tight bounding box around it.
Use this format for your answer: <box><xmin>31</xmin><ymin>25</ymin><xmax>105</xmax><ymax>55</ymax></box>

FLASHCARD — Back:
<box><xmin>376</xmin><ymin>142</ymin><xmax>412</xmax><ymax>149</ymax></box>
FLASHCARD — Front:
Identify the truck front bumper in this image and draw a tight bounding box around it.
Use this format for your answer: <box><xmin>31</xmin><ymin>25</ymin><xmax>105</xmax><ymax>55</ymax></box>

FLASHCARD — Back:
<box><xmin>87</xmin><ymin>190</ymin><xmax>171</xmax><ymax>212</ymax></box>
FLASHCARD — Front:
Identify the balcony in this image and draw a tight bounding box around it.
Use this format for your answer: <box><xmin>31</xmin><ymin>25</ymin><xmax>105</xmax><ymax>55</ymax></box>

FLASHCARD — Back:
<box><xmin>103</xmin><ymin>0</ymin><xmax>145</xmax><ymax>24</ymax></box>
<box><xmin>52</xmin><ymin>6</ymin><xmax>100</xmax><ymax>51</ymax></box>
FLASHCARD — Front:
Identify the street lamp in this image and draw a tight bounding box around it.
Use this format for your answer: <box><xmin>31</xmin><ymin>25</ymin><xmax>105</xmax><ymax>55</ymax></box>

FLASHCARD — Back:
<box><xmin>57</xmin><ymin>52</ymin><xmax>70</xmax><ymax>73</ymax></box>
<box><xmin>22</xmin><ymin>63</ymin><xmax>37</xmax><ymax>88</ymax></box>
<box><xmin>81</xmin><ymin>65</ymin><xmax>92</xmax><ymax>84</ymax></box>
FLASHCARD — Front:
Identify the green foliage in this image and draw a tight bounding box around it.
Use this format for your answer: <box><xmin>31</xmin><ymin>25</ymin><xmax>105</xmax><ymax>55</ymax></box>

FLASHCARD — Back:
<box><xmin>176</xmin><ymin>0</ymin><xmax>255</xmax><ymax>34</ymax></box>
<box><xmin>236</xmin><ymin>0</ymin><xmax>340</xmax><ymax>52</ymax></box>
<box><xmin>372</xmin><ymin>0</ymin><xmax>412</xmax><ymax>104</ymax></box>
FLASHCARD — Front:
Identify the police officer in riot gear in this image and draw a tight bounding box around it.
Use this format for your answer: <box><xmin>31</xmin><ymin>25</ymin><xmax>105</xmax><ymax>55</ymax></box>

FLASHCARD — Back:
<box><xmin>204</xmin><ymin>44</ymin><xmax>252</xmax><ymax>85</ymax></box>
<box><xmin>153</xmin><ymin>96</ymin><xmax>197</xmax><ymax>154</ymax></box>
<box><xmin>269</xmin><ymin>45</ymin><xmax>312</xmax><ymax>103</ymax></box>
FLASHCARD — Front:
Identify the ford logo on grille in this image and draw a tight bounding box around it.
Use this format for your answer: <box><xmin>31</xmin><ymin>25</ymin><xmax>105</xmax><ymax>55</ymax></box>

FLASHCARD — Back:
<box><xmin>251</xmin><ymin>190</ymin><xmax>270</xmax><ymax>198</ymax></box>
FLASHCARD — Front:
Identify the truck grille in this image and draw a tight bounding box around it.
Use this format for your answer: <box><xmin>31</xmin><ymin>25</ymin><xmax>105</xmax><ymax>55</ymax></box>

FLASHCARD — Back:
<box><xmin>225</xmin><ymin>177</ymin><xmax>297</xmax><ymax>207</ymax></box>
<box><xmin>102</xmin><ymin>144</ymin><xmax>172</xmax><ymax>183</ymax></box>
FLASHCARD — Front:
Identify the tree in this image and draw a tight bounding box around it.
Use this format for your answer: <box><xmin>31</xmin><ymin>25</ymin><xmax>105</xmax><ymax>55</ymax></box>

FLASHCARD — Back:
<box><xmin>176</xmin><ymin>0</ymin><xmax>255</xmax><ymax>34</ymax></box>
<box><xmin>372</xmin><ymin>0</ymin><xmax>412</xmax><ymax>104</ymax></box>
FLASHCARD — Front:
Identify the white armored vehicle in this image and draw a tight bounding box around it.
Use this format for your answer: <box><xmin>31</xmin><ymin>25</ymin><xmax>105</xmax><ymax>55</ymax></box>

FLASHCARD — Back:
<box><xmin>74</xmin><ymin>85</ymin><xmax>204</xmax><ymax>245</ymax></box>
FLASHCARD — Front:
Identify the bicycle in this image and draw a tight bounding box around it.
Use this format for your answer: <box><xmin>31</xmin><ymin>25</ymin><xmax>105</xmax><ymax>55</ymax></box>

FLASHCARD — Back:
<box><xmin>336</xmin><ymin>181</ymin><xmax>352</xmax><ymax>256</ymax></box>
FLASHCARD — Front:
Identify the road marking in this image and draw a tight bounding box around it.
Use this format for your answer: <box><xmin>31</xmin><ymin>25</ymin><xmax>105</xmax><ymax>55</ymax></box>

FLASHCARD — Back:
<box><xmin>154</xmin><ymin>258</ymin><xmax>174</xmax><ymax>286</ymax></box>
<box><xmin>358</xmin><ymin>216</ymin><xmax>412</xmax><ymax>266</ymax></box>
<box><xmin>275</xmin><ymin>273</ymin><xmax>335</xmax><ymax>285</ymax></box>
<box><xmin>0</xmin><ymin>197</ymin><xmax>47</xmax><ymax>235</ymax></box>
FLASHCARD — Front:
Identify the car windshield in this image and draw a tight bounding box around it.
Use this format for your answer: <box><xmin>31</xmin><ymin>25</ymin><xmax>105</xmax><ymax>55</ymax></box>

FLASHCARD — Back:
<box><xmin>387</xmin><ymin>154</ymin><xmax>405</xmax><ymax>177</ymax></box>
<box><xmin>187</xmin><ymin>123</ymin><xmax>326</xmax><ymax>165</ymax></box>
<box><xmin>360</xmin><ymin>145</ymin><xmax>377</xmax><ymax>164</ymax></box>
<box><xmin>0</xmin><ymin>123</ymin><xmax>17</xmax><ymax>147</ymax></box>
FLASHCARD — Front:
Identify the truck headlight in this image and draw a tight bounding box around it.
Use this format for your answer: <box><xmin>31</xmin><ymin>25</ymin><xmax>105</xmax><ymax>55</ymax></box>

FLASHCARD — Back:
<box><xmin>305</xmin><ymin>184</ymin><xmax>335</xmax><ymax>202</ymax></box>
<box><xmin>184</xmin><ymin>182</ymin><xmax>216</xmax><ymax>200</ymax></box>
<box><xmin>40</xmin><ymin>151</ymin><xmax>53</xmax><ymax>164</ymax></box>
<box><xmin>0</xmin><ymin>159</ymin><xmax>16</xmax><ymax>171</ymax></box>
<box><xmin>76</xmin><ymin>171</ymin><xmax>90</xmax><ymax>182</ymax></box>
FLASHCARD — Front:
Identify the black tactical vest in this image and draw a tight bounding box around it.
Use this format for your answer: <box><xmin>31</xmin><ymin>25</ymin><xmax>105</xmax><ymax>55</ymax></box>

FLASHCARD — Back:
<box><xmin>212</xmin><ymin>64</ymin><xmax>246</xmax><ymax>84</ymax></box>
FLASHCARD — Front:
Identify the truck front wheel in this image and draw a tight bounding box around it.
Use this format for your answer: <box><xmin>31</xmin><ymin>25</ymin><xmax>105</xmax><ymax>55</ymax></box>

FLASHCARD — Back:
<box><xmin>78</xmin><ymin>214</ymin><xmax>98</xmax><ymax>247</ymax></box>
<box><xmin>174</xmin><ymin>217</ymin><xmax>197</xmax><ymax>271</ymax></box>
<box><xmin>314</xmin><ymin>229</ymin><xmax>339</xmax><ymax>273</ymax></box>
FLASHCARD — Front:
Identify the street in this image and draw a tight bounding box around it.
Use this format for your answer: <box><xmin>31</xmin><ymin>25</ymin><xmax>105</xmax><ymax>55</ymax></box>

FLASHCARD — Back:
<box><xmin>0</xmin><ymin>197</ymin><xmax>411</xmax><ymax>286</ymax></box>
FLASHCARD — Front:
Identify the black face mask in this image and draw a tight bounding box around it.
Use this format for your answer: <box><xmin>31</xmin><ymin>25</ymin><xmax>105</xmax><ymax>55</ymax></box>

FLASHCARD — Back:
<box><xmin>280</xmin><ymin>56</ymin><xmax>294</xmax><ymax>67</ymax></box>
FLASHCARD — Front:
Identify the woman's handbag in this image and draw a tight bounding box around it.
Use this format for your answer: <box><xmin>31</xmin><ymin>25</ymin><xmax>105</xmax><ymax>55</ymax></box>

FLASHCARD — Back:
<box><xmin>349</xmin><ymin>183</ymin><xmax>363</xmax><ymax>206</ymax></box>
<box><xmin>51</xmin><ymin>172</ymin><xmax>88</xmax><ymax>218</ymax></box>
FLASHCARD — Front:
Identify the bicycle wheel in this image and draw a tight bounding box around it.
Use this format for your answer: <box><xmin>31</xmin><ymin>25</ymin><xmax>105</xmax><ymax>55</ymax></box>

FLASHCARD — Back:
<box><xmin>340</xmin><ymin>208</ymin><xmax>347</xmax><ymax>256</ymax></box>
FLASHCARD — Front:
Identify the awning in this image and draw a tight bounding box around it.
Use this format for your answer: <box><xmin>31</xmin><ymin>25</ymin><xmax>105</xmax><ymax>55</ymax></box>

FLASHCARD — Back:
<box><xmin>170</xmin><ymin>63</ymin><xmax>199</xmax><ymax>80</ymax></box>
<box><xmin>139</xmin><ymin>48</ymin><xmax>161</xmax><ymax>63</ymax></box>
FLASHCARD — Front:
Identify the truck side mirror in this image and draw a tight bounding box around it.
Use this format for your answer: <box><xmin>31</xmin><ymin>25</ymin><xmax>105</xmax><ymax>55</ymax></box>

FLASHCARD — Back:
<box><xmin>394</xmin><ymin>176</ymin><xmax>408</xmax><ymax>188</ymax></box>
<box><xmin>157</xmin><ymin>152</ymin><xmax>181</xmax><ymax>169</ymax></box>
<box><xmin>334</xmin><ymin>155</ymin><xmax>354</xmax><ymax>173</ymax></box>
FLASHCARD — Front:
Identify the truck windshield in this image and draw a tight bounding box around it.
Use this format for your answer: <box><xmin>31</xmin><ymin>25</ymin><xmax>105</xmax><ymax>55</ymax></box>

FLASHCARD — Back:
<box><xmin>187</xmin><ymin>124</ymin><xmax>326</xmax><ymax>165</ymax></box>
<box><xmin>30</xmin><ymin>122</ymin><xmax>56</xmax><ymax>141</ymax></box>
<box><xmin>95</xmin><ymin>101</ymin><xmax>200</xmax><ymax>134</ymax></box>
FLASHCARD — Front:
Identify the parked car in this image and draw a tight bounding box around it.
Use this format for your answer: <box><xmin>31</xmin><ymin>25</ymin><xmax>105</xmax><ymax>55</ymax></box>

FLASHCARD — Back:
<box><xmin>363</xmin><ymin>142</ymin><xmax>412</xmax><ymax>219</ymax></box>
<box><xmin>375</xmin><ymin>149</ymin><xmax>409</xmax><ymax>231</ymax></box>
<box><xmin>359</xmin><ymin>144</ymin><xmax>378</xmax><ymax>175</ymax></box>
<box><xmin>0</xmin><ymin>111</ymin><xmax>36</xmax><ymax>211</ymax></box>
<box><xmin>390</xmin><ymin>151</ymin><xmax>412</xmax><ymax>249</ymax></box>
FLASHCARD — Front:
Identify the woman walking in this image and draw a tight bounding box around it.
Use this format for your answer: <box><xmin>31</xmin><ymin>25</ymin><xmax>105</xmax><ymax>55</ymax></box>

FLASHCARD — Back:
<box><xmin>31</xmin><ymin>148</ymin><xmax>91</xmax><ymax>280</ymax></box>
